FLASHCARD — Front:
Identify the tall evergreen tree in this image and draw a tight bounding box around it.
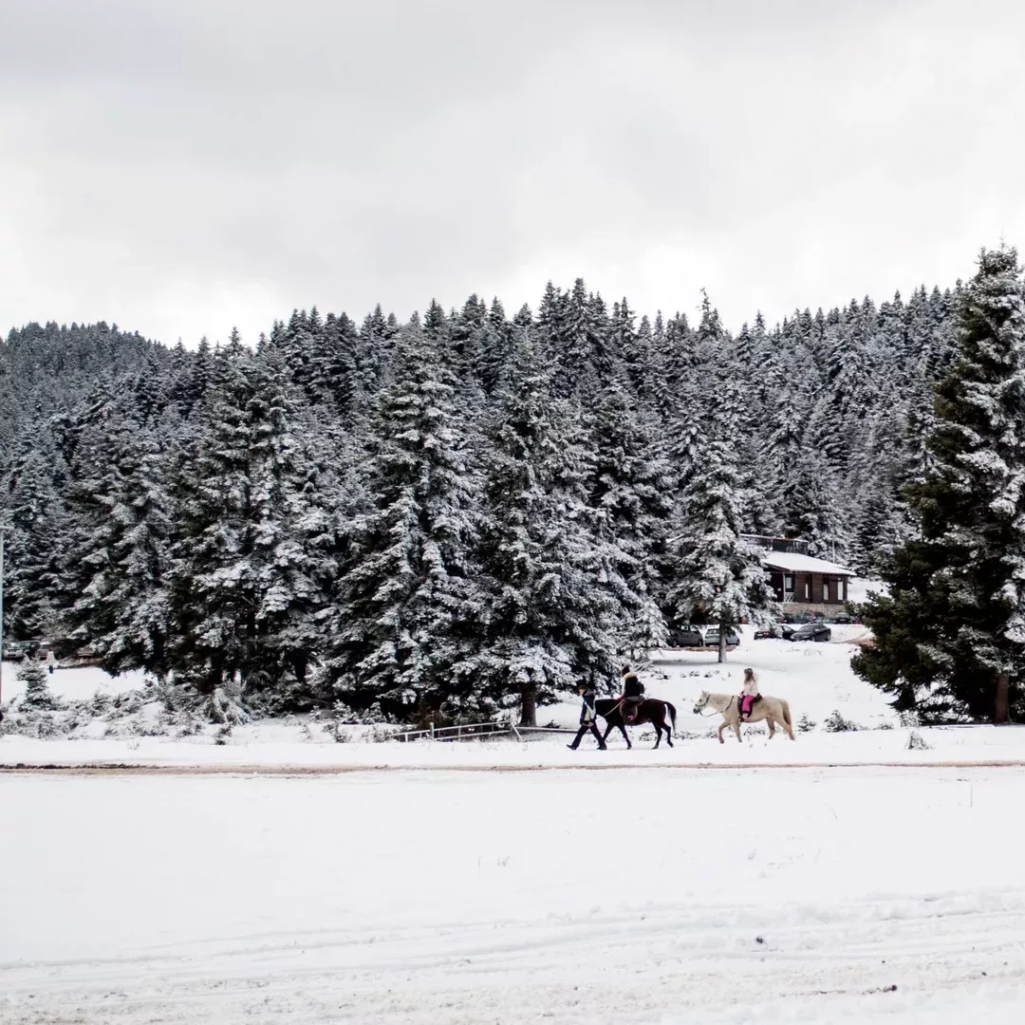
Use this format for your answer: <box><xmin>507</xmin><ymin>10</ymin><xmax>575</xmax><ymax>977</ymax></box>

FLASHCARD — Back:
<box><xmin>477</xmin><ymin>332</ymin><xmax>620</xmax><ymax>724</ymax></box>
<box><xmin>324</xmin><ymin>321</ymin><xmax>483</xmax><ymax>719</ymax></box>
<box><xmin>63</xmin><ymin>416</ymin><xmax>173</xmax><ymax>676</ymax></box>
<box><xmin>166</xmin><ymin>350</ymin><xmax>322</xmax><ymax>716</ymax></box>
<box><xmin>667</xmin><ymin>382</ymin><xmax>780</xmax><ymax>662</ymax></box>
<box><xmin>584</xmin><ymin>380</ymin><xmax>672</xmax><ymax>656</ymax></box>
<box><xmin>854</xmin><ymin>247</ymin><xmax>1025</xmax><ymax>722</ymax></box>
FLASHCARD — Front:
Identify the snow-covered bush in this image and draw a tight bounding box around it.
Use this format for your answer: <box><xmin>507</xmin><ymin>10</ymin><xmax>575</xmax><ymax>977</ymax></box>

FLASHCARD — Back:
<box><xmin>823</xmin><ymin>709</ymin><xmax>862</xmax><ymax>732</ymax></box>
<box><xmin>906</xmin><ymin>729</ymin><xmax>931</xmax><ymax>750</ymax></box>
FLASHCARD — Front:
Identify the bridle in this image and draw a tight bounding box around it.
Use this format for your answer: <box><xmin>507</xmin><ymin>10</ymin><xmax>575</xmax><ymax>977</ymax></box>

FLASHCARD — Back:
<box><xmin>695</xmin><ymin>695</ymin><xmax>735</xmax><ymax>717</ymax></box>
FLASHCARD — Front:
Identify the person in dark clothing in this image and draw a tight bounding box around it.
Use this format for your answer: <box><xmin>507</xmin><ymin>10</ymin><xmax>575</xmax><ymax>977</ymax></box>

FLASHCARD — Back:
<box><xmin>621</xmin><ymin>665</ymin><xmax>644</xmax><ymax>722</ymax></box>
<box><xmin>567</xmin><ymin>681</ymin><xmax>607</xmax><ymax>751</ymax></box>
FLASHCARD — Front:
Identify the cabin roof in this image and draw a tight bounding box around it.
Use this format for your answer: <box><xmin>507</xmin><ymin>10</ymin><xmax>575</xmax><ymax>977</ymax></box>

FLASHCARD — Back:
<box><xmin>761</xmin><ymin>551</ymin><xmax>854</xmax><ymax>576</ymax></box>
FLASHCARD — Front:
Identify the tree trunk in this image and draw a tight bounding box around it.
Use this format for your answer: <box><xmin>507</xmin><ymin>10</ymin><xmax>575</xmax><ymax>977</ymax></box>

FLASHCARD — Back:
<box><xmin>519</xmin><ymin>681</ymin><xmax>537</xmax><ymax>727</ymax></box>
<box><xmin>718</xmin><ymin>623</ymin><xmax>727</xmax><ymax>664</ymax></box>
<box><xmin>995</xmin><ymin>673</ymin><xmax>1010</xmax><ymax>724</ymax></box>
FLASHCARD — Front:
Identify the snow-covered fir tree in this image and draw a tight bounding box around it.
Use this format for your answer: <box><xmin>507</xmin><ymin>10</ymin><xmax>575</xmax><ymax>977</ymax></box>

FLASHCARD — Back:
<box><xmin>476</xmin><ymin>331</ymin><xmax>622</xmax><ymax>724</ymax></box>
<box><xmin>323</xmin><ymin>320</ymin><xmax>484</xmax><ymax>721</ymax></box>
<box><xmin>854</xmin><ymin>247</ymin><xmax>1025</xmax><ymax>722</ymax></box>
<box><xmin>166</xmin><ymin>348</ymin><xmax>323</xmax><ymax>718</ymax></box>
<box><xmin>63</xmin><ymin>415</ymin><xmax>173</xmax><ymax>677</ymax></box>
<box><xmin>667</xmin><ymin>381</ymin><xmax>780</xmax><ymax>662</ymax></box>
<box><xmin>17</xmin><ymin>658</ymin><xmax>57</xmax><ymax>710</ymax></box>
<box><xmin>583</xmin><ymin>379</ymin><xmax>672</xmax><ymax>657</ymax></box>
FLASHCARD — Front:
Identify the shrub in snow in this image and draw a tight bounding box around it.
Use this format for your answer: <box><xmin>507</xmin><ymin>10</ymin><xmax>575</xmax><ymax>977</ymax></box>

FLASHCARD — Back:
<box><xmin>106</xmin><ymin>690</ymin><xmax>148</xmax><ymax>717</ymax></box>
<box><xmin>797</xmin><ymin>713</ymin><xmax>817</xmax><ymax>733</ymax></box>
<box><xmin>322</xmin><ymin>719</ymin><xmax>349</xmax><ymax>743</ymax></box>
<box><xmin>823</xmin><ymin>710</ymin><xmax>862</xmax><ymax>732</ymax></box>
<box><xmin>14</xmin><ymin>710</ymin><xmax>68</xmax><ymax>739</ymax></box>
<box><xmin>907</xmin><ymin>729</ymin><xmax>931</xmax><ymax>751</ymax></box>
<box><xmin>103</xmin><ymin>718</ymin><xmax>148</xmax><ymax>739</ymax></box>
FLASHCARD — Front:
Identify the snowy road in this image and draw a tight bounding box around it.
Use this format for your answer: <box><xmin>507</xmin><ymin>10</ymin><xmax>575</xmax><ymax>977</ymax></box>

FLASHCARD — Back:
<box><xmin>3</xmin><ymin>767</ymin><xmax>1025</xmax><ymax>1024</ymax></box>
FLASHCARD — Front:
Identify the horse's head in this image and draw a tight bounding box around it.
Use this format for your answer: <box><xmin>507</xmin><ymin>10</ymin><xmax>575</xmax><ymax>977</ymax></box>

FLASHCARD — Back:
<box><xmin>692</xmin><ymin>690</ymin><xmax>710</xmax><ymax>714</ymax></box>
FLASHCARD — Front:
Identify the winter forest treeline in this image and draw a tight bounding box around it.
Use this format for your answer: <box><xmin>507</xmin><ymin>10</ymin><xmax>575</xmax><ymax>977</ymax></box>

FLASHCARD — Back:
<box><xmin>0</xmin><ymin>276</ymin><xmax>959</xmax><ymax>723</ymax></box>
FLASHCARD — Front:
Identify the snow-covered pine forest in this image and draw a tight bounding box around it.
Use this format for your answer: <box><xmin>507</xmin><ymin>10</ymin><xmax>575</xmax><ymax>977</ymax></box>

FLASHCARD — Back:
<box><xmin>0</xmin><ymin>278</ymin><xmax>957</xmax><ymax>723</ymax></box>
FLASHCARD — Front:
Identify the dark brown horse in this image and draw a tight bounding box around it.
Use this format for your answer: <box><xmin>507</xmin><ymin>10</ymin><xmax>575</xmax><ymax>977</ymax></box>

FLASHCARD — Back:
<box><xmin>595</xmin><ymin>697</ymin><xmax>676</xmax><ymax>749</ymax></box>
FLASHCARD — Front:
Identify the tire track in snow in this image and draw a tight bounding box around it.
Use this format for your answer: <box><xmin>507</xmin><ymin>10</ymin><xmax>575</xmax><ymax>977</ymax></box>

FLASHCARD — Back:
<box><xmin>5</xmin><ymin>893</ymin><xmax>1025</xmax><ymax>1024</ymax></box>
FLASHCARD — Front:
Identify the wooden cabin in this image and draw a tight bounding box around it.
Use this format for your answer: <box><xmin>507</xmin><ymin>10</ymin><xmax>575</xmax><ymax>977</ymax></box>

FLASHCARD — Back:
<box><xmin>741</xmin><ymin>535</ymin><xmax>854</xmax><ymax>613</ymax></box>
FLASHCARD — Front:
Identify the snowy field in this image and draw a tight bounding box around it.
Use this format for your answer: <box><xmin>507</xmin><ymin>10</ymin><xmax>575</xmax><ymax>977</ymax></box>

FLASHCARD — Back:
<box><xmin>5</xmin><ymin>616</ymin><xmax>1025</xmax><ymax>1023</ymax></box>
<box><xmin>4</xmin><ymin>766</ymin><xmax>1025</xmax><ymax>1024</ymax></box>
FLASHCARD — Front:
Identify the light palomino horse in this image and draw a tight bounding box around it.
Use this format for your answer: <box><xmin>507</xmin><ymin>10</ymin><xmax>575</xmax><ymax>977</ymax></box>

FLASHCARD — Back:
<box><xmin>692</xmin><ymin>690</ymin><xmax>795</xmax><ymax>744</ymax></box>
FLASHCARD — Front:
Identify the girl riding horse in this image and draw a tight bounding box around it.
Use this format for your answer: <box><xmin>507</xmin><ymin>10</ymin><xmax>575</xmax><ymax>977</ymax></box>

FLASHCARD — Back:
<box><xmin>740</xmin><ymin>667</ymin><xmax>761</xmax><ymax>721</ymax></box>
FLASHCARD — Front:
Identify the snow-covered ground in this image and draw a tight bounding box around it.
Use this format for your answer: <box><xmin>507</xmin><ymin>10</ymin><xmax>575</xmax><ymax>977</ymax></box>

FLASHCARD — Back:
<box><xmin>5</xmin><ymin>619</ymin><xmax>1025</xmax><ymax>1023</ymax></box>
<box><xmin>3</xmin><ymin>765</ymin><xmax>1025</xmax><ymax>1024</ymax></box>
<box><xmin>0</xmin><ymin>661</ymin><xmax>145</xmax><ymax>703</ymax></box>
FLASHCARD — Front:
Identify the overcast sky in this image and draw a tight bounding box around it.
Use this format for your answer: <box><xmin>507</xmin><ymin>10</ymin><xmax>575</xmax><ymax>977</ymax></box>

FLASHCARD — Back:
<box><xmin>3</xmin><ymin>0</ymin><xmax>1024</xmax><ymax>347</ymax></box>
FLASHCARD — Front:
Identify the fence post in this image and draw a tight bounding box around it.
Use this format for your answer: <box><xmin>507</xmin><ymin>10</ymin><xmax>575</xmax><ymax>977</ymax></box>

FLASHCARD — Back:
<box><xmin>430</xmin><ymin>722</ymin><xmax>436</xmax><ymax>741</ymax></box>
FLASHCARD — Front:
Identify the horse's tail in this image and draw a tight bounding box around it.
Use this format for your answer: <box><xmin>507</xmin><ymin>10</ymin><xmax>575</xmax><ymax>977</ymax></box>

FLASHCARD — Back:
<box><xmin>666</xmin><ymin>701</ymin><xmax>677</xmax><ymax>735</ymax></box>
<box><xmin>781</xmin><ymin>699</ymin><xmax>792</xmax><ymax>728</ymax></box>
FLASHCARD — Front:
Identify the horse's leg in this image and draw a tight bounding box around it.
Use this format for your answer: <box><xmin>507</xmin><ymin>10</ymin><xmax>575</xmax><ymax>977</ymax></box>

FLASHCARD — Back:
<box><xmin>718</xmin><ymin>720</ymin><xmax>727</xmax><ymax>744</ymax></box>
<box><xmin>733</xmin><ymin>715</ymin><xmax>742</xmax><ymax>743</ymax></box>
<box><xmin>766</xmin><ymin>715</ymin><xmax>776</xmax><ymax>739</ymax></box>
<box><xmin>619</xmin><ymin>724</ymin><xmax>632</xmax><ymax>750</ymax></box>
<box><xmin>652</xmin><ymin>714</ymin><xmax>661</xmax><ymax>749</ymax></box>
<box><xmin>665</xmin><ymin>718</ymin><xmax>674</xmax><ymax>747</ymax></box>
<box><xmin>601</xmin><ymin>721</ymin><xmax>613</xmax><ymax>745</ymax></box>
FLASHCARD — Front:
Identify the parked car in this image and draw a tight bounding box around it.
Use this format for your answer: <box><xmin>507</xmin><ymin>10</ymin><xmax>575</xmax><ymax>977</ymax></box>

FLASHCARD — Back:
<box><xmin>832</xmin><ymin>611</ymin><xmax>855</xmax><ymax>624</ymax></box>
<box><xmin>704</xmin><ymin>628</ymin><xmax>740</xmax><ymax>647</ymax></box>
<box><xmin>789</xmin><ymin>623</ymin><xmax>831</xmax><ymax>642</ymax></box>
<box><xmin>667</xmin><ymin>625</ymin><xmax>705</xmax><ymax>648</ymax></box>
<box><xmin>754</xmin><ymin>624</ymin><xmax>794</xmax><ymax>640</ymax></box>
<box><xmin>2</xmin><ymin>640</ymin><xmax>39</xmax><ymax>662</ymax></box>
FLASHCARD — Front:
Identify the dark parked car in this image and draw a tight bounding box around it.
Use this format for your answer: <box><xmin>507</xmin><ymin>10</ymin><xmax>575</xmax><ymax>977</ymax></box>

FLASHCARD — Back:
<box><xmin>832</xmin><ymin>612</ymin><xmax>855</xmax><ymax>624</ymax></box>
<box><xmin>789</xmin><ymin>623</ymin><xmax>831</xmax><ymax>642</ymax></box>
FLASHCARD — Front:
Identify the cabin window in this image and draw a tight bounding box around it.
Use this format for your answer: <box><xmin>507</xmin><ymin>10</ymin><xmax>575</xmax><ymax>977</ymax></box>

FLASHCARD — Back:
<box><xmin>804</xmin><ymin>580</ymin><xmax>810</xmax><ymax>600</ymax></box>
<box><xmin>823</xmin><ymin>579</ymin><xmax>830</xmax><ymax>602</ymax></box>
<box><xmin>784</xmin><ymin>575</ymin><xmax>794</xmax><ymax>593</ymax></box>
